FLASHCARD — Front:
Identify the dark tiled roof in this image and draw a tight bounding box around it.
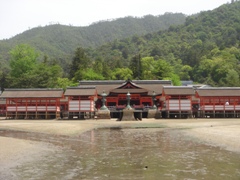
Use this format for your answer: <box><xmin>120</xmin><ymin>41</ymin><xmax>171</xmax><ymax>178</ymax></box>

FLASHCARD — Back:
<box><xmin>79</xmin><ymin>80</ymin><xmax>124</xmax><ymax>95</ymax></box>
<box><xmin>0</xmin><ymin>89</ymin><xmax>63</xmax><ymax>98</ymax></box>
<box><xmin>110</xmin><ymin>89</ymin><xmax>148</xmax><ymax>94</ymax></box>
<box><xmin>79</xmin><ymin>80</ymin><xmax>172</xmax><ymax>95</ymax></box>
<box><xmin>163</xmin><ymin>86</ymin><xmax>195</xmax><ymax>95</ymax></box>
<box><xmin>79</xmin><ymin>80</ymin><xmax>172</xmax><ymax>85</ymax></box>
<box><xmin>109</xmin><ymin>80</ymin><xmax>148</xmax><ymax>94</ymax></box>
<box><xmin>64</xmin><ymin>86</ymin><xmax>96</xmax><ymax>96</ymax></box>
<box><xmin>196</xmin><ymin>87</ymin><xmax>240</xmax><ymax>96</ymax></box>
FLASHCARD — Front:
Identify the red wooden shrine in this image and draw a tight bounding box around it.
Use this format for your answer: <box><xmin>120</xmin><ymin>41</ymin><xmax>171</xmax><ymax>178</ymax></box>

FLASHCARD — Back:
<box><xmin>1</xmin><ymin>89</ymin><xmax>64</xmax><ymax>119</ymax></box>
<box><xmin>64</xmin><ymin>87</ymin><xmax>97</xmax><ymax>119</ymax></box>
<box><xmin>196</xmin><ymin>87</ymin><xmax>240</xmax><ymax>118</ymax></box>
<box><xmin>161</xmin><ymin>86</ymin><xmax>195</xmax><ymax>118</ymax></box>
<box><xmin>80</xmin><ymin>79</ymin><xmax>171</xmax><ymax>111</ymax></box>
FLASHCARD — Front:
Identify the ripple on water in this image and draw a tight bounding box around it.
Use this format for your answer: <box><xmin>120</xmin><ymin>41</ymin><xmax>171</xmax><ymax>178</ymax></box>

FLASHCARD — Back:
<box><xmin>0</xmin><ymin>128</ymin><xmax>240</xmax><ymax>180</ymax></box>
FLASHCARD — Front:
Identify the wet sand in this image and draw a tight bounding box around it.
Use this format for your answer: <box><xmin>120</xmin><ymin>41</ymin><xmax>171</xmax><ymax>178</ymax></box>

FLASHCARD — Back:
<box><xmin>0</xmin><ymin>136</ymin><xmax>57</xmax><ymax>179</ymax></box>
<box><xmin>0</xmin><ymin>118</ymin><xmax>240</xmax><ymax>175</ymax></box>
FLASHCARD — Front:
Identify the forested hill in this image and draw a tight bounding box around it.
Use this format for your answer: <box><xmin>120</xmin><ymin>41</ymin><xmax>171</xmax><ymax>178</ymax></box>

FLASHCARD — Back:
<box><xmin>0</xmin><ymin>13</ymin><xmax>186</xmax><ymax>64</ymax></box>
<box><xmin>2</xmin><ymin>1</ymin><xmax>240</xmax><ymax>89</ymax></box>
<box><xmin>89</xmin><ymin>1</ymin><xmax>240</xmax><ymax>86</ymax></box>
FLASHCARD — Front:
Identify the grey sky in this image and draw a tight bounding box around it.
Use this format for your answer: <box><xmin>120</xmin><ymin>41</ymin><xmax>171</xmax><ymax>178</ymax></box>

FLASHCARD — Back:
<box><xmin>0</xmin><ymin>0</ymin><xmax>229</xmax><ymax>40</ymax></box>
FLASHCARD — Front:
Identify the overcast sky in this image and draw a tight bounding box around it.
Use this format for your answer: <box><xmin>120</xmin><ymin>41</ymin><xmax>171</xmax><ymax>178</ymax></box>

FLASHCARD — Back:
<box><xmin>0</xmin><ymin>0</ymin><xmax>229</xmax><ymax>40</ymax></box>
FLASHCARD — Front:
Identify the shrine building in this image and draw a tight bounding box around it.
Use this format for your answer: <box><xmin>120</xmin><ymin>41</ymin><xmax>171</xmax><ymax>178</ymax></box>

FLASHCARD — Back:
<box><xmin>1</xmin><ymin>80</ymin><xmax>240</xmax><ymax>120</ymax></box>
<box><xmin>0</xmin><ymin>88</ymin><xmax>64</xmax><ymax>119</ymax></box>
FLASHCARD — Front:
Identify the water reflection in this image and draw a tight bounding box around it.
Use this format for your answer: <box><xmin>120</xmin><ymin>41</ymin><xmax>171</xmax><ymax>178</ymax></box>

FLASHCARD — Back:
<box><xmin>0</xmin><ymin>128</ymin><xmax>240</xmax><ymax>180</ymax></box>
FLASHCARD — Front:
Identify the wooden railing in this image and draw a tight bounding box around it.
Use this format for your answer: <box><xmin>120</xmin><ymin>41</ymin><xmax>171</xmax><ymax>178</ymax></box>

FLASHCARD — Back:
<box><xmin>200</xmin><ymin>105</ymin><xmax>240</xmax><ymax>111</ymax></box>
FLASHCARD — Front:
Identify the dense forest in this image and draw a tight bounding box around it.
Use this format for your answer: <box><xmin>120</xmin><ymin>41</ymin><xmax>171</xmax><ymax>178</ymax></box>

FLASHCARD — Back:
<box><xmin>87</xmin><ymin>1</ymin><xmax>240</xmax><ymax>86</ymax></box>
<box><xmin>1</xmin><ymin>1</ymin><xmax>240</xmax><ymax>90</ymax></box>
<box><xmin>0</xmin><ymin>13</ymin><xmax>186</xmax><ymax>67</ymax></box>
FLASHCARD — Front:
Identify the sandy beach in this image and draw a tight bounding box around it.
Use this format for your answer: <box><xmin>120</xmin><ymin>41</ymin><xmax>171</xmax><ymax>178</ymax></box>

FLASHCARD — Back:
<box><xmin>1</xmin><ymin>118</ymin><xmax>240</xmax><ymax>178</ymax></box>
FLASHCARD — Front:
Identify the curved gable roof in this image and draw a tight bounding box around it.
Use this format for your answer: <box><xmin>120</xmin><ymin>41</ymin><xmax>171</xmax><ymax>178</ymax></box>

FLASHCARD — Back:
<box><xmin>109</xmin><ymin>80</ymin><xmax>149</xmax><ymax>94</ymax></box>
<box><xmin>79</xmin><ymin>80</ymin><xmax>172</xmax><ymax>95</ymax></box>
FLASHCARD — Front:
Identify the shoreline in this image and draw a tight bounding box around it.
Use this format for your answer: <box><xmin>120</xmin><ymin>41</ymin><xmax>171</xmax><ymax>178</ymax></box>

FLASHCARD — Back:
<box><xmin>1</xmin><ymin>118</ymin><xmax>240</xmax><ymax>175</ymax></box>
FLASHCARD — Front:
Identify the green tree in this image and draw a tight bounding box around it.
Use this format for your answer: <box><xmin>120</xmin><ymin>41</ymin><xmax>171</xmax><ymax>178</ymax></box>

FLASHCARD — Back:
<box><xmin>102</xmin><ymin>61</ymin><xmax>112</xmax><ymax>79</ymax></box>
<box><xmin>179</xmin><ymin>65</ymin><xmax>193</xmax><ymax>80</ymax></box>
<box><xmin>80</xmin><ymin>68</ymin><xmax>104</xmax><ymax>80</ymax></box>
<box><xmin>56</xmin><ymin>78</ymin><xmax>79</xmax><ymax>90</ymax></box>
<box><xmin>0</xmin><ymin>60</ymin><xmax>9</xmax><ymax>90</ymax></box>
<box><xmin>193</xmin><ymin>47</ymin><xmax>240</xmax><ymax>86</ymax></box>
<box><xmin>193</xmin><ymin>58</ymin><xmax>214</xmax><ymax>83</ymax></box>
<box><xmin>223</xmin><ymin>69</ymin><xmax>239</xmax><ymax>86</ymax></box>
<box><xmin>111</xmin><ymin>68</ymin><xmax>133</xmax><ymax>80</ymax></box>
<box><xmin>8</xmin><ymin>44</ymin><xmax>63</xmax><ymax>88</ymax></box>
<box><xmin>30</xmin><ymin>62</ymin><xmax>63</xmax><ymax>88</ymax></box>
<box><xmin>8</xmin><ymin>44</ymin><xmax>39</xmax><ymax>87</ymax></box>
<box><xmin>150</xmin><ymin>45</ymin><xmax>162</xmax><ymax>57</ymax></box>
<box><xmin>141</xmin><ymin>57</ymin><xmax>155</xmax><ymax>79</ymax></box>
<box><xmin>9</xmin><ymin>44</ymin><xmax>38</xmax><ymax>78</ymax></box>
<box><xmin>130</xmin><ymin>54</ymin><xmax>142</xmax><ymax>79</ymax></box>
<box><xmin>0</xmin><ymin>68</ymin><xmax>7</xmax><ymax>91</ymax></box>
<box><xmin>69</xmin><ymin>47</ymin><xmax>90</xmax><ymax>79</ymax></box>
<box><xmin>153</xmin><ymin>59</ymin><xmax>173</xmax><ymax>80</ymax></box>
<box><xmin>93</xmin><ymin>58</ymin><xmax>103</xmax><ymax>74</ymax></box>
<box><xmin>164</xmin><ymin>74</ymin><xmax>181</xmax><ymax>86</ymax></box>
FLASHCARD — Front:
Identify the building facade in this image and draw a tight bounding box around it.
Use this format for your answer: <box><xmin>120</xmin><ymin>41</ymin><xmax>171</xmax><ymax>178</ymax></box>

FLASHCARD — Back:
<box><xmin>1</xmin><ymin>88</ymin><xmax>63</xmax><ymax>119</ymax></box>
<box><xmin>1</xmin><ymin>80</ymin><xmax>240</xmax><ymax>119</ymax></box>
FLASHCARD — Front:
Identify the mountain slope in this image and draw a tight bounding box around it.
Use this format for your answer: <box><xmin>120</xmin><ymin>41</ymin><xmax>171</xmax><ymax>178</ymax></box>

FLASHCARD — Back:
<box><xmin>91</xmin><ymin>1</ymin><xmax>240</xmax><ymax>66</ymax></box>
<box><xmin>88</xmin><ymin>1</ymin><xmax>240</xmax><ymax>85</ymax></box>
<box><xmin>0</xmin><ymin>13</ymin><xmax>186</xmax><ymax>65</ymax></box>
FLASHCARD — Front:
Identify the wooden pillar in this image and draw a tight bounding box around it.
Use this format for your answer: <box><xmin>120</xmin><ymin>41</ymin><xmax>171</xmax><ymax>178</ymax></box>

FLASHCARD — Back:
<box><xmin>6</xmin><ymin>99</ymin><xmax>8</xmax><ymax>119</ymax></box>
<box><xmin>16</xmin><ymin>105</ymin><xmax>18</xmax><ymax>119</ymax></box>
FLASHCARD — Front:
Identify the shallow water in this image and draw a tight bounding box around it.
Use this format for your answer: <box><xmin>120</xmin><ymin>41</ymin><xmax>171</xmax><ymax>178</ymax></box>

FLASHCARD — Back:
<box><xmin>0</xmin><ymin>128</ymin><xmax>240</xmax><ymax>180</ymax></box>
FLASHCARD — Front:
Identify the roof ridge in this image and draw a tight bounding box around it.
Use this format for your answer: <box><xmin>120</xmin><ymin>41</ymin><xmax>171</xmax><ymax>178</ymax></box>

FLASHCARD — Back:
<box><xmin>4</xmin><ymin>88</ymin><xmax>63</xmax><ymax>91</ymax></box>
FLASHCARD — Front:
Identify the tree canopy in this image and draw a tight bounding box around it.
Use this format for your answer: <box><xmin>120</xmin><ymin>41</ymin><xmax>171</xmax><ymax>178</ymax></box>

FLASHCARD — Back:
<box><xmin>7</xmin><ymin>44</ymin><xmax>64</xmax><ymax>88</ymax></box>
<box><xmin>1</xmin><ymin>2</ymin><xmax>240</xmax><ymax>88</ymax></box>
